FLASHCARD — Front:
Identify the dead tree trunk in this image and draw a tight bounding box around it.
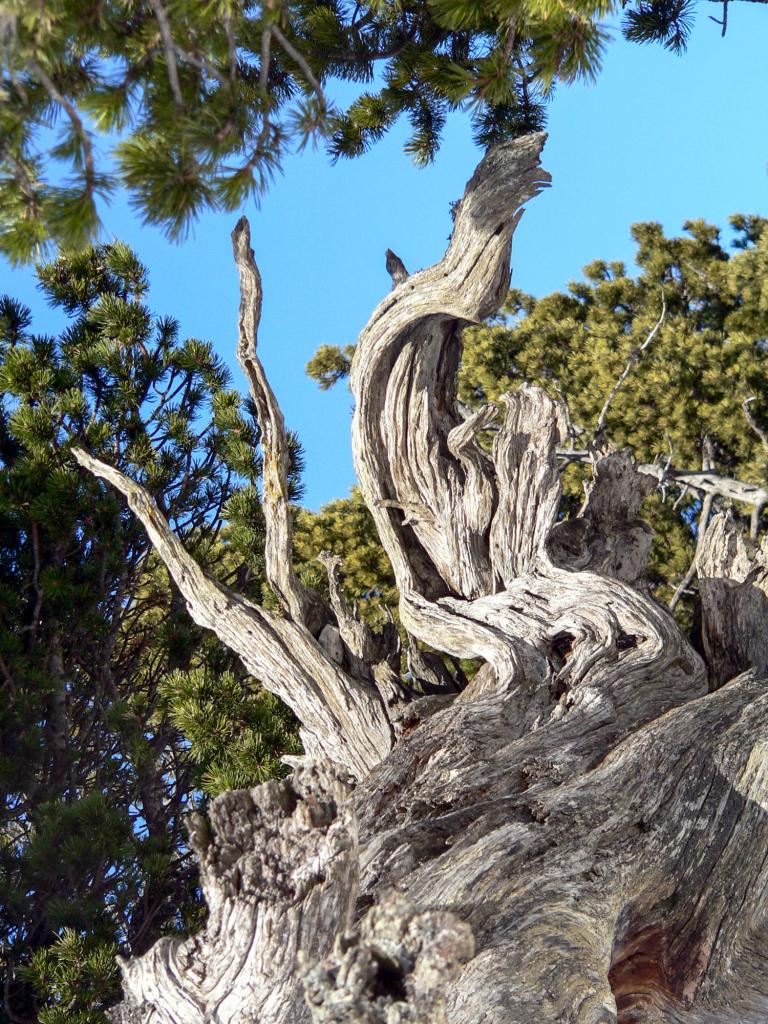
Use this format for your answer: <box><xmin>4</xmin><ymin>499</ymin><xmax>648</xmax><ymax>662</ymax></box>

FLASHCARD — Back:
<box><xmin>75</xmin><ymin>133</ymin><xmax>768</xmax><ymax>1024</ymax></box>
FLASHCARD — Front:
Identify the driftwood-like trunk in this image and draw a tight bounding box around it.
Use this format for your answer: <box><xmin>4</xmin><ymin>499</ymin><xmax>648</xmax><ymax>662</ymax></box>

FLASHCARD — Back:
<box><xmin>75</xmin><ymin>134</ymin><xmax>768</xmax><ymax>1024</ymax></box>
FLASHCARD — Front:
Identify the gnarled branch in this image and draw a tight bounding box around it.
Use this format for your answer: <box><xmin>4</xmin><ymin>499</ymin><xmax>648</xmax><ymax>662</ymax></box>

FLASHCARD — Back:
<box><xmin>72</xmin><ymin>448</ymin><xmax>392</xmax><ymax>777</ymax></box>
<box><xmin>559</xmin><ymin>448</ymin><xmax>768</xmax><ymax>510</ymax></box>
<box><xmin>100</xmin><ymin>133</ymin><xmax>768</xmax><ymax>1024</ymax></box>
<box><xmin>232</xmin><ymin>217</ymin><xmax>328</xmax><ymax>635</ymax></box>
<box><xmin>351</xmin><ymin>132</ymin><xmax>552</xmax><ymax>602</ymax></box>
<box><xmin>350</xmin><ymin>134</ymin><xmax>704</xmax><ymax>738</ymax></box>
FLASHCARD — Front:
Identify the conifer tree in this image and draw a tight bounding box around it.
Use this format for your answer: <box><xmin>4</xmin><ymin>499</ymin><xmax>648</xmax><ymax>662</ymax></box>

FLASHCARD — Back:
<box><xmin>307</xmin><ymin>213</ymin><xmax>768</xmax><ymax>620</ymax></box>
<box><xmin>0</xmin><ymin>245</ymin><xmax>298</xmax><ymax>1024</ymax></box>
<box><xmin>2</xmin><ymin>0</ymin><xmax>760</xmax><ymax>261</ymax></box>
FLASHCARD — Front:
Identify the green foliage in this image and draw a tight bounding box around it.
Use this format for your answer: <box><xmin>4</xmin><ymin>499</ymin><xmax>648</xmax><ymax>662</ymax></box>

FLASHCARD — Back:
<box><xmin>459</xmin><ymin>216</ymin><xmax>768</xmax><ymax>469</ymax></box>
<box><xmin>306</xmin><ymin>343</ymin><xmax>356</xmax><ymax>391</ymax></box>
<box><xmin>0</xmin><ymin>244</ymin><xmax>298</xmax><ymax>1024</ymax></box>
<box><xmin>160</xmin><ymin>670</ymin><xmax>301</xmax><ymax>797</ymax></box>
<box><xmin>623</xmin><ymin>0</ymin><xmax>696</xmax><ymax>54</ymax></box>
<box><xmin>1</xmin><ymin>0</ymin><xmax>743</xmax><ymax>259</ymax></box>
<box><xmin>21</xmin><ymin>930</ymin><xmax>119</xmax><ymax>1024</ymax></box>
<box><xmin>307</xmin><ymin>215</ymin><xmax>768</xmax><ymax>617</ymax></box>
<box><xmin>294</xmin><ymin>487</ymin><xmax>397</xmax><ymax>624</ymax></box>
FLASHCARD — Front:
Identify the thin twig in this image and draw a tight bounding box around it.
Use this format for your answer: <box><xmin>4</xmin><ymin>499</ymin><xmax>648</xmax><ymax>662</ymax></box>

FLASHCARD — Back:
<box><xmin>173</xmin><ymin>45</ymin><xmax>227</xmax><ymax>85</ymax></box>
<box><xmin>673</xmin><ymin>484</ymin><xmax>690</xmax><ymax>510</ymax></box>
<box><xmin>709</xmin><ymin>0</ymin><xmax>730</xmax><ymax>34</ymax></box>
<box><xmin>742</xmin><ymin>396</ymin><xmax>768</xmax><ymax>449</ymax></box>
<box><xmin>594</xmin><ymin>294</ymin><xmax>666</xmax><ymax>439</ymax></box>
<box><xmin>148</xmin><ymin>0</ymin><xmax>184</xmax><ymax>109</ymax></box>
<box><xmin>271</xmin><ymin>24</ymin><xmax>326</xmax><ymax>107</ymax></box>
<box><xmin>28</xmin><ymin>60</ymin><xmax>96</xmax><ymax>186</ymax></box>
<box><xmin>669</xmin><ymin>437</ymin><xmax>715</xmax><ymax>612</ymax></box>
<box><xmin>259</xmin><ymin>26</ymin><xmax>272</xmax><ymax>93</ymax></box>
<box><xmin>659</xmin><ymin>434</ymin><xmax>675</xmax><ymax>502</ymax></box>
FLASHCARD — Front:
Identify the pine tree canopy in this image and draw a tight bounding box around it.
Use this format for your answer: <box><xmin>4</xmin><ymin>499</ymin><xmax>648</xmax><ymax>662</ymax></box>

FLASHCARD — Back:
<box><xmin>0</xmin><ymin>244</ymin><xmax>301</xmax><ymax>1024</ymax></box>
<box><xmin>1</xmin><ymin>0</ymin><xmax>760</xmax><ymax>261</ymax></box>
<box><xmin>307</xmin><ymin>213</ymin><xmax>768</xmax><ymax>618</ymax></box>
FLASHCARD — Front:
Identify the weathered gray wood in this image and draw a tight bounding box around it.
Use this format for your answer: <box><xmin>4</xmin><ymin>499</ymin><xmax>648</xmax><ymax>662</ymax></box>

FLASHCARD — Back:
<box><xmin>232</xmin><ymin>217</ymin><xmax>329</xmax><ymax>636</ymax></box>
<box><xmin>79</xmin><ymin>134</ymin><xmax>768</xmax><ymax>1024</ymax></box>
<box><xmin>559</xmin><ymin>448</ymin><xmax>768</xmax><ymax>512</ymax></box>
<box><xmin>109</xmin><ymin>762</ymin><xmax>359</xmax><ymax>1024</ymax></box>
<box><xmin>697</xmin><ymin>512</ymin><xmax>768</xmax><ymax>687</ymax></box>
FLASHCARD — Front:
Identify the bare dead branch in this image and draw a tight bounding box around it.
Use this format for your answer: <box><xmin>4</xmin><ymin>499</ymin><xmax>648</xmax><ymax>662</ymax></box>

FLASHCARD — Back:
<box><xmin>669</xmin><ymin>436</ymin><xmax>716</xmax><ymax>611</ymax></box>
<box><xmin>743</xmin><ymin>396</ymin><xmax>768</xmax><ymax>450</ymax></box>
<box><xmin>231</xmin><ymin>217</ymin><xmax>327</xmax><ymax>633</ymax></box>
<box><xmin>71</xmin><ymin>448</ymin><xmax>392</xmax><ymax>778</ymax></box>
<box><xmin>557</xmin><ymin>447</ymin><xmax>768</xmax><ymax>511</ymax></box>
<box><xmin>317</xmin><ymin>551</ymin><xmax>400</xmax><ymax>675</ymax></box>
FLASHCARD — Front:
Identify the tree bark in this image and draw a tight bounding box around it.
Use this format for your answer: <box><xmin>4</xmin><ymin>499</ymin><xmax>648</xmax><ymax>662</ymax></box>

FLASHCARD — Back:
<box><xmin>78</xmin><ymin>133</ymin><xmax>768</xmax><ymax>1023</ymax></box>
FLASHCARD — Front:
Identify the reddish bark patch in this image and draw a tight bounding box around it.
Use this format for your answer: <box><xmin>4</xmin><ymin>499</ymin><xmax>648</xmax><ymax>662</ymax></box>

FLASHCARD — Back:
<box><xmin>609</xmin><ymin>920</ymin><xmax>704</xmax><ymax>1022</ymax></box>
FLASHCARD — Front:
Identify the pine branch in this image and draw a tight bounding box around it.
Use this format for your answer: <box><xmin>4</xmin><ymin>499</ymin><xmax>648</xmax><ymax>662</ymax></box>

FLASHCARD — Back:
<box><xmin>28</xmin><ymin>59</ymin><xmax>96</xmax><ymax>188</ymax></box>
<box><xmin>147</xmin><ymin>0</ymin><xmax>185</xmax><ymax>109</ymax></box>
<box><xmin>271</xmin><ymin>25</ymin><xmax>326</xmax><ymax>108</ymax></box>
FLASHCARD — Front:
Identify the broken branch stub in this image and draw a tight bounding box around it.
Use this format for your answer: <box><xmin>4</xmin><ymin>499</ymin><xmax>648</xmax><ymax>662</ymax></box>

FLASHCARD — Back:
<box><xmin>547</xmin><ymin>448</ymin><xmax>656</xmax><ymax>585</ymax></box>
<box><xmin>109</xmin><ymin>762</ymin><xmax>358</xmax><ymax>1024</ymax></box>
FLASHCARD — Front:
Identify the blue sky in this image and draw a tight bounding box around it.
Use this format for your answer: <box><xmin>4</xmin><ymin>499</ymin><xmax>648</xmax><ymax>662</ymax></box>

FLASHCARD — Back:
<box><xmin>2</xmin><ymin>7</ymin><xmax>766</xmax><ymax>509</ymax></box>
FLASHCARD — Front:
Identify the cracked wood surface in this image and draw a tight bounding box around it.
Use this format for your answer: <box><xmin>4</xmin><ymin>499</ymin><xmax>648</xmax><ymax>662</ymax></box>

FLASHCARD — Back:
<box><xmin>78</xmin><ymin>134</ymin><xmax>768</xmax><ymax>1023</ymax></box>
<box><xmin>232</xmin><ymin>216</ymin><xmax>329</xmax><ymax>637</ymax></box>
